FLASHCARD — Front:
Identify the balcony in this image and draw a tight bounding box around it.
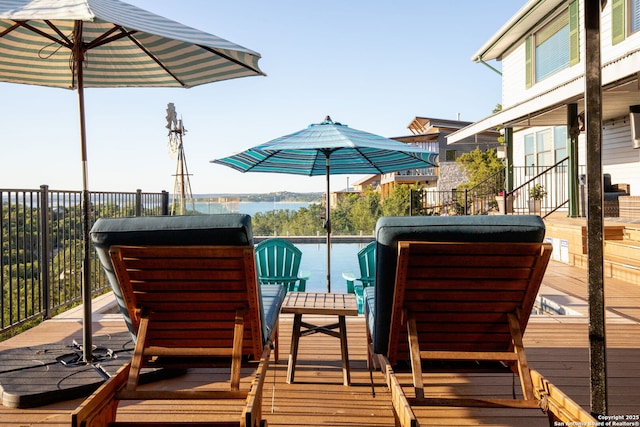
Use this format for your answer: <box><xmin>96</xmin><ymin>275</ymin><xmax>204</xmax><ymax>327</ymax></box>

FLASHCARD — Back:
<box><xmin>1</xmin><ymin>259</ymin><xmax>639</xmax><ymax>425</ymax></box>
<box><xmin>380</xmin><ymin>167</ymin><xmax>438</xmax><ymax>186</ymax></box>
<box><xmin>1</xmin><ymin>186</ymin><xmax>639</xmax><ymax>425</ymax></box>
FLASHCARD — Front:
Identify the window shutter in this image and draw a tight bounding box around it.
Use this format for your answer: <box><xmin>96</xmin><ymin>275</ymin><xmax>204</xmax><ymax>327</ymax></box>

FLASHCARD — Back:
<box><xmin>525</xmin><ymin>36</ymin><xmax>533</xmax><ymax>89</ymax></box>
<box><xmin>612</xmin><ymin>0</ymin><xmax>625</xmax><ymax>45</ymax></box>
<box><xmin>569</xmin><ymin>0</ymin><xmax>580</xmax><ymax>65</ymax></box>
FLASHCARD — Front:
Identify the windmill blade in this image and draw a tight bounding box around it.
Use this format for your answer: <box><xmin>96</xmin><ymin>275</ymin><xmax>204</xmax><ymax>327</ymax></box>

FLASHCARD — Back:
<box><xmin>166</xmin><ymin>103</ymin><xmax>177</xmax><ymax>130</ymax></box>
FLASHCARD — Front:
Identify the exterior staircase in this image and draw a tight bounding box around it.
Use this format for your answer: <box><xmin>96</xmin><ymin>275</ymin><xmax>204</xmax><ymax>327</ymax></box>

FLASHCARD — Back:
<box><xmin>602</xmin><ymin>224</ymin><xmax>640</xmax><ymax>284</ymax></box>
<box><xmin>545</xmin><ymin>214</ymin><xmax>640</xmax><ymax>285</ymax></box>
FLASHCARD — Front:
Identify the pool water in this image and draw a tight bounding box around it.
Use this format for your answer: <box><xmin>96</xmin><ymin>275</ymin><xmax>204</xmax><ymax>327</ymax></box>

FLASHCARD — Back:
<box><xmin>295</xmin><ymin>243</ymin><xmax>367</xmax><ymax>294</ymax></box>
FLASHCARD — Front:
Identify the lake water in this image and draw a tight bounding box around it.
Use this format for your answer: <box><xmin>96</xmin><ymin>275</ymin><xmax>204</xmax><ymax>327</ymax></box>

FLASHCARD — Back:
<box><xmin>194</xmin><ymin>200</ymin><xmax>365</xmax><ymax>294</ymax></box>
<box><xmin>194</xmin><ymin>200</ymin><xmax>314</xmax><ymax>216</ymax></box>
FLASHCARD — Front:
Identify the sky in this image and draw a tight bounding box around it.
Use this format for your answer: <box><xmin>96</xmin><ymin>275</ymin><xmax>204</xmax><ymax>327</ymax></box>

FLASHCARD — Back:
<box><xmin>0</xmin><ymin>0</ymin><xmax>524</xmax><ymax>195</ymax></box>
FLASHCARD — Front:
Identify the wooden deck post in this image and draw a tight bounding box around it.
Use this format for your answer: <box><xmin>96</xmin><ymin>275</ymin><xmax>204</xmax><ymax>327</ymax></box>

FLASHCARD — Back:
<box><xmin>584</xmin><ymin>0</ymin><xmax>608</xmax><ymax>416</ymax></box>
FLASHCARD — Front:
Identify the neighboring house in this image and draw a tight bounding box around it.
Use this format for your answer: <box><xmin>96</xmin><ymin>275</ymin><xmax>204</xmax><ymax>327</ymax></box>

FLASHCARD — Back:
<box><xmin>448</xmin><ymin>0</ymin><xmax>640</xmax><ymax>216</ymax></box>
<box><xmin>379</xmin><ymin>117</ymin><xmax>500</xmax><ymax>197</ymax></box>
<box><xmin>351</xmin><ymin>175</ymin><xmax>380</xmax><ymax>193</ymax></box>
<box><xmin>329</xmin><ymin>190</ymin><xmax>357</xmax><ymax>210</ymax></box>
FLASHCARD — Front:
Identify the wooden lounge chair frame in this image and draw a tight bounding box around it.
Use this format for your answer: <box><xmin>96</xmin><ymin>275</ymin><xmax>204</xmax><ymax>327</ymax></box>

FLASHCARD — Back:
<box><xmin>72</xmin><ymin>245</ymin><xmax>273</xmax><ymax>427</ymax></box>
<box><xmin>371</xmin><ymin>240</ymin><xmax>596</xmax><ymax>427</ymax></box>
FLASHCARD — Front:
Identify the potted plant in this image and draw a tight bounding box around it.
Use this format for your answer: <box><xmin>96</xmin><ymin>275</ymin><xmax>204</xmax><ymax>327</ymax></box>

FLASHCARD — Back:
<box><xmin>528</xmin><ymin>184</ymin><xmax>546</xmax><ymax>214</ymax></box>
<box><xmin>495</xmin><ymin>191</ymin><xmax>513</xmax><ymax>214</ymax></box>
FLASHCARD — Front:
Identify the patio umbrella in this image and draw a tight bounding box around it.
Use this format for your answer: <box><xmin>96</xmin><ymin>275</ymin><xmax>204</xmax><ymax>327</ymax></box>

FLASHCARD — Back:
<box><xmin>0</xmin><ymin>0</ymin><xmax>264</xmax><ymax>363</ymax></box>
<box><xmin>212</xmin><ymin>116</ymin><xmax>439</xmax><ymax>292</ymax></box>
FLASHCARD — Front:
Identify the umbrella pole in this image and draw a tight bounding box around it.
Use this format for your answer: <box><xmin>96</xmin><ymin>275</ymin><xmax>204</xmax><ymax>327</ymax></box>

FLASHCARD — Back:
<box><xmin>325</xmin><ymin>154</ymin><xmax>331</xmax><ymax>293</ymax></box>
<box><xmin>74</xmin><ymin>21</ymin><xmax>93</xmax><ymax>364</ymax></box>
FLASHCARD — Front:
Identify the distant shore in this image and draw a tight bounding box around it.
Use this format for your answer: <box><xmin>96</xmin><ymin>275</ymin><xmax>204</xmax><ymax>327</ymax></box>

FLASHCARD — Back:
<box><xmin>193</xmin><ymin>191</ymin><xmax>322</xmax><ymax>203</ymax></box>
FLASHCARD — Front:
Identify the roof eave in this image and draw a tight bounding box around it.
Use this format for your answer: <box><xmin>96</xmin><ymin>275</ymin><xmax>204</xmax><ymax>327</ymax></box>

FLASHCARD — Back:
<box><xmin>471</xmin><ymin>0</ymin><xmax>566</xmax><ymax>62</ymax></box>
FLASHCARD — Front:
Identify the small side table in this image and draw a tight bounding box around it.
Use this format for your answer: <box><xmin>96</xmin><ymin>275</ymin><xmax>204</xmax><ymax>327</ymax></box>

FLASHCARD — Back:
<box><xmin>281</xmin><ymin>292</ymin><xmax>358</xmax><ymax>386</ymax></box>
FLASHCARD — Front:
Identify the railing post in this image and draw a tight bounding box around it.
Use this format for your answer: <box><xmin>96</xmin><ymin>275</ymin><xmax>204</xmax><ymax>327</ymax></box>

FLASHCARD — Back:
<box><xmin>409</xmin><ymin>189</ymin><xmax>414</xmax><ymax>216</ymax></box>
<box><xmin>135</xmin><ymin>189</ymin><xmax>142</xmax><ymax>217</ymax></box>
<box><xmin>39</xmin><ymin>185</ymin><xmax>51</xmax><ymax>320</ymax></box>
<box><xmin>464</xmin><ymin>189</ymin><xmax>469</xmax><ymax>215</ymax></box>
<box><xmin>505</xmin><ymin>127</ymin><xmax>514</xmax><ymax>193</ymax></box>
<box><xmin>161</xmin><ymin>191</ymin><xmax>170</xmax><ymax>216</ymax></box>
<box><xmin>568</xmin><ymin>103</ymin><xmax>580</xmax><ymax>217</ymax></box>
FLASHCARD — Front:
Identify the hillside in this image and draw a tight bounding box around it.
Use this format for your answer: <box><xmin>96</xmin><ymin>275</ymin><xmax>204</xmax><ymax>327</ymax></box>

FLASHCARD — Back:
<box><xmin>194</xmin><ymin>191</ymin><xmax>323</xmax><ymax>203</ymax></box>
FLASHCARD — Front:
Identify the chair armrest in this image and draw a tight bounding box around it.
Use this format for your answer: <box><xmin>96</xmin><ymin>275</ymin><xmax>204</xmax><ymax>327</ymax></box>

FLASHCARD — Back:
<box><xmin>72</xmin><ymin>363</ymin><xmax>130</xmax><ymax>427</ymax></box>
<box><xmin>299</xmin><ymin>270</ymin><xmax>311</xmax><ymax>281</ymax></box>
<box><xmin>612</xmin><ymin>183</ymin><xmax>630</xmax><ymax>194</ymax></box>
<box><xmin>243</xmin><ymin>344</ymin><xmax>271</xmax><ymax>427</ymax></box>
<box><xmin>342</xmin><ymin>272</ymin><xmax>357</xmax><ymax>293</ymax></box>
<box><xmin>342</xmin><ymin>272</ymin><xmax>356</xmax><ymax>281</ymax></box>
<box><xmin>296</xmin><ymin>272</ymin><xmax>310</xmax><ymax>292</ymax></box>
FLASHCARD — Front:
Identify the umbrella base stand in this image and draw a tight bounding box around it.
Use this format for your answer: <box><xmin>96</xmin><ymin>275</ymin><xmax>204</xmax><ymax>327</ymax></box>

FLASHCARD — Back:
<box><xmin>0</xmin><ymin>332</ymin><xmax>183</xmax><ymax>409</ymax></box>
<box><xmin>55</xmin><ymin>339</ymin><xmax>117</xmax><ymax>381</ymax></box>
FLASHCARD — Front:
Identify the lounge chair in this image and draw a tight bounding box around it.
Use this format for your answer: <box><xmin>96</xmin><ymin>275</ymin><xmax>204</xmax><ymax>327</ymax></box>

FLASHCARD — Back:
<box><xmin>365</xmin><ymin>215</ymin><xmax>596</xmax><ymax>427</ymax></box>
<box><xmin>255</xmin><ymin>237</ymin><xmax>310</xmax><ymax>293</ymax></box>
<box><xmin>341</xmin><ymin>241</ymin><xmax>375</xmax><ymax>313</ymax></box>
<box><xmin>72</xmin><ymin>214</ymin><xmax>284</xmax><ymax>427</ymax></box>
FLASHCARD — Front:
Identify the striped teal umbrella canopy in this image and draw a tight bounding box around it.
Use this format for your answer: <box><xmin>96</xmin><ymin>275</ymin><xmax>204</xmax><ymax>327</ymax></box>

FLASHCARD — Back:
<box><xmin>0</xmin><ymin>0</ymin><xmax>264</xmax><ymax>88</ymax></box>
<box><xmin>213</xmin><ymin>116</ymin><xmax>438</xmax><ymax>176</ymax></box>
<box><xmin>212</xmin><ymin>116</ymin><xmax>438</xmax><ymax>292</ymax></box>
<box><xmin>0</xmin><ymin>0</ymin><xmax>264</xmax><ymax>363</ymax></box>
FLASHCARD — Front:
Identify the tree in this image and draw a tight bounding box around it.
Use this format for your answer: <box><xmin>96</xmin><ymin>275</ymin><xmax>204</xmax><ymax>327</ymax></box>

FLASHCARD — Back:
<box><xmin>455</xmin><ymin>147</ymin><xmax>504</xmax><ymax>191</ymax></box>
<box><xmin>350</xmin><ymin>188</ymin><xmax>381</xmax><ymax>234</ymax></box>
<box><xmin>249</xmin><ymin>184</ymin><xmax>415</xmax><ymax>236</ymax></box>
<box><xmin>382</xmin><ymin>184</ymin><xmax>417</xmax><ymax>217</ymax></box>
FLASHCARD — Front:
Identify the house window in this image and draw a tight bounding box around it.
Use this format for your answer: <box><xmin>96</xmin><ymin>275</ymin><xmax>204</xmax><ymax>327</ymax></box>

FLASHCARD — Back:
<box><xmin>554</xmin><ymin>126</ymin><xmax>568</xmax><ymax>162</ymax></box>
<box><xmin>445</xmin><ymin>150</ymin><xmax>456</xmax><ymax>161</ymax></box>
<box><xmin>524</xmin><ymin>127</ymin><xmax>567</xmax><ymax>176</ymax></box>
<box><xmin>632</xmin><ymin>0</ymin><xmax>640</xmax><ymax>32</ymax></box>
<box><xmin>525</xmin><ymin>134</ymin><xmax>535</xmax><ymax>176</ymax></box>
<box><xmin>612</xmin><ymin>0</ymin><xmax>640</xmax><ymax>44</ymax></box>
<box><xmin>526</xmin><ymin>1</ymin><xmax>579</xmax><ymax>87</ymax></box>
<box><xmin>536</xmin><ymin>129</ymin><xmax>553</xmax><ymax>168</ymax></box>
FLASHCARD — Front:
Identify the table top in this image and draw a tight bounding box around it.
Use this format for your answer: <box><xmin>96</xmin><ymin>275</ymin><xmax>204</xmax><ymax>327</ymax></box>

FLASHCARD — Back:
<box><xmin>281</xmin><ymin>292</ymin><xmax>358</xmax><ymax>316</ymax></box>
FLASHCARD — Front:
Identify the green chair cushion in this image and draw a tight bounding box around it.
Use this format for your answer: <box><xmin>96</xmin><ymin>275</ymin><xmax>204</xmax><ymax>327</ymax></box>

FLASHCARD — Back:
<box><xmin>370</xmin><ymin>215</ymin><xmax>546</xmax><ymax>355</ymax></box>
<box><xmin>91</xmin><ymin>214</ymin><xmax>282</xmax><ymax>346</ymax></box>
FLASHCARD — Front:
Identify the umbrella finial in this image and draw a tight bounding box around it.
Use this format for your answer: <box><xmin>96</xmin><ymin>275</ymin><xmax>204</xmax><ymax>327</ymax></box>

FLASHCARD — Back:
<box><xmin>323</xmin><ymin>115</ymin><xmax>333</xmax><ymax>124</ymax></box>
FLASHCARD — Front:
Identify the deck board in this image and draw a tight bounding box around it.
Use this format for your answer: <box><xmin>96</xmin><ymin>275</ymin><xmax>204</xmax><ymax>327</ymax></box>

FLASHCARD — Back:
<box><xmin>1</xmin><ymin>260</ymin><xmax>640</xmax><ymax>426</ymax></box>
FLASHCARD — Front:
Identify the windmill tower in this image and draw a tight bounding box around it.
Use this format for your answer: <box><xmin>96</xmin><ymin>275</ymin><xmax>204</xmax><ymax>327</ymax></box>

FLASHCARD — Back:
<box><xmin>166</xmin><ymin>103</ymin><xmax>194</xmax><ymax>215</ymax></box>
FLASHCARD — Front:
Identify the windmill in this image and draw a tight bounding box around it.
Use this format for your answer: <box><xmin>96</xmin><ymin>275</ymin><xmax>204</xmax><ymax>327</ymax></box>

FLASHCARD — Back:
<box><xmin>166</xmin><ymin>103</ymin><xmax>194</xmax><ymax>215</ymax></box>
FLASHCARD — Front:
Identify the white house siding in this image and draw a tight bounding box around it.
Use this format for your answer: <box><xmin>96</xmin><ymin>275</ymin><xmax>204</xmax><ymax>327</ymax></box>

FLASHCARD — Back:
<box><xmin>512</xmin><ymin>130</ymin><xmax>527</xmax><ymax>168</ymax></box>
<box><xmin>501</xmin><ymin>44</ymin><xmax>526</xmax><ymax>108</ymax></box>
<box><xmin>603</xmin><ymin>120</ymin><xmax>640</xmax><ymax>194</ymax></box>
<box><xmin>501</xmin><ymin>2</ymin><xmax>586</xmax><ymax>109</ymax></box>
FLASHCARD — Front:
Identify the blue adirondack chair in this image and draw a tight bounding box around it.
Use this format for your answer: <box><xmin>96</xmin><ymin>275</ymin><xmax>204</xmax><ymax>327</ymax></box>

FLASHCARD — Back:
<box><xmin>342</xmin><ymin>241</ymin><xmax>375</xmax><ymax>313</ymax></box>
<box><xmin>255</xmin><ymin>238</ymin><xmax>310</xmax><ymax>294</ymax></box>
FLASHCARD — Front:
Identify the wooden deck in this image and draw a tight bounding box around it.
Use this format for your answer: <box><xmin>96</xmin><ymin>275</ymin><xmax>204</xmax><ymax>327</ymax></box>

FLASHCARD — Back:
<box><xmin>1</xmin><ymin>260</ymin><xmax>640</xmax><ymax>426</ymax></box>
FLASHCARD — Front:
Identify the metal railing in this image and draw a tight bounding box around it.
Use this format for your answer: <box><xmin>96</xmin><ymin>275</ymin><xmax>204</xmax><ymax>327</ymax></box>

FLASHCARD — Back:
<box><xmin>410</xmin><ymin>159</ymin><xmax>584</xmax><ymax>217</ymax></box>
<box><xmin>1</xmin><ymin>186</ymin><xmax>169</xmax><ymax>336</ymax></box>
<box><xmin>410</xmin><ymin>168</ymin><xmax>505</xmax><ymax>216</ymax></box>
<box><xmin>505</xmin><ymin>159</ymin><xmax>572</xmax><ymax>217</ymax></box>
